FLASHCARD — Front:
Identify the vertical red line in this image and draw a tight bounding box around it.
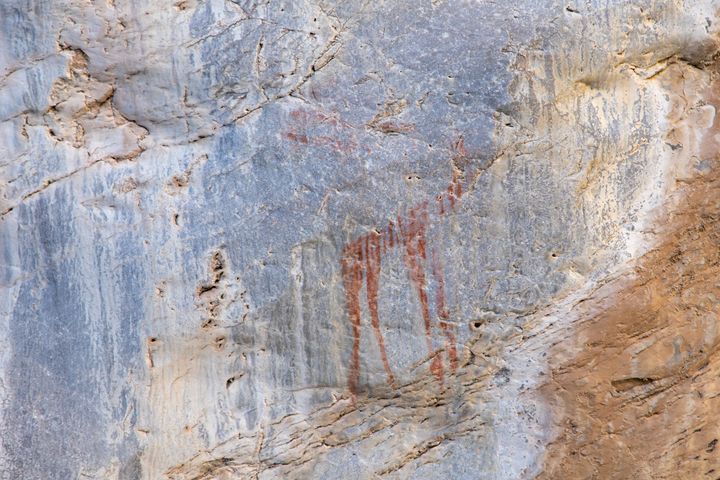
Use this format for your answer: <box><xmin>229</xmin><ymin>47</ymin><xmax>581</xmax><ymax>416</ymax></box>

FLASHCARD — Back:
<box><xmin>400</xmin><ymin>203</ymin><xmax>444</xmax><ymax>384</ymax></box>
<box><xmin>391</xmin><ymin>228</ymin><xmax>396</xmax><ymax>249</ymax></box>
<box><xmin>341</xmin><ymin>241</ymin><xmax>364</xmax><ymax>396</ymax></box>
<box><xmin>365</xmin><ymin>232</ymin><xmax>395</xmax><ymax>385</ymax></box>
<box><xmin>432</xmin><ymin>247</ymin><xmax>458</xmax><ymax>372</ymax></box>
<box><xmin>451</xmin><ymin>167</ymin><xmax>463</xmax><ymax>203</ymax></box>
<box><xmin>450</xmin><ymin>135</ymin><xmax>466</xmax><ymax>210</ymax></box>
<box><xmin>447</xmin><ymin>184</ymin><xmax>456</xmax><ymax>210</ymax></box>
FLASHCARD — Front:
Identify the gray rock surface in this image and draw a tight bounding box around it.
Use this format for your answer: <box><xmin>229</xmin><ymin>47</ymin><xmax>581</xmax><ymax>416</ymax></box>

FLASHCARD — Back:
<box><xmin>1</xmin><ymin>1</ymin><xmax>718</xmax><ymax>478</ymax></box>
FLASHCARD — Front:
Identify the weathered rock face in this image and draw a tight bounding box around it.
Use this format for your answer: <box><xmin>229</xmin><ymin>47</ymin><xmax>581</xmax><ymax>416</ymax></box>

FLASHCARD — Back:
<box><xmin>0</xmin><ymin>1</ymin><xmax>718</xmax><ymax>479</ymax></box>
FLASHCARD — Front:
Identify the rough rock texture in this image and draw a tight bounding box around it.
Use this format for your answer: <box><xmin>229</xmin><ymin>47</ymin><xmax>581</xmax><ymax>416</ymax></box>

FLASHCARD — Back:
<box><xmin>0</xmin><ymin>1</ymin><xmax>719</xmax><ymax>479</ymax></box>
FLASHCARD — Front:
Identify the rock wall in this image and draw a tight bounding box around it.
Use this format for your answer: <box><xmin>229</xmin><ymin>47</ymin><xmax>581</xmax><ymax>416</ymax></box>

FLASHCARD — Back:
<box><xmin>0</xmin><ymin>1</ymin><xmax>718</xmax><ymax>479</ymax></box>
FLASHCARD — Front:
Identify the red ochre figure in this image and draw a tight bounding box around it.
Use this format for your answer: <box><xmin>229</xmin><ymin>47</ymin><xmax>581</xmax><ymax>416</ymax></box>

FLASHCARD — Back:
<box><xmin>340</xmin><ymin>138</ymin><xmax>467</xmax><ymax>396</ymax></box>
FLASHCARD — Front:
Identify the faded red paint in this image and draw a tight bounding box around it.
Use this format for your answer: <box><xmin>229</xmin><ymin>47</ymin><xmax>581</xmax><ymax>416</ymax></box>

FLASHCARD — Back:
<box><xmin>284</xmin><ymin>108</ymin><xmax>357</xmax><ymax>153</ymax></box>
<box><xmin>285</xmin><ymin>132</ymin><xmax>309</xmax><ymax>144</ymax></box>
<box><xmin>432</xmin><ymin>247</ymin><xmax>458</xmax><ymax>372</ymax></box>
<box><xmin>398</xmin><ymin>202</ymin><xmax>444</xmax><ymax>383</ymax></box>
<box><xmin>453</xmin><ymin>136</ymin><xmax>468</xmax><ymax>158</ymax></box>
<box><xmin>455</xmin><ymin>176</ymin><xmax>463</xmax><ymax>198</ymax></box>
<box><xmin>365</xmin><ymin>232</ymin><xmax>395</xmax><ymax>385</ymax></box>
<box><xmin>340</xmin><ymin>242</ymin><xmax>363</xmax><ymax>396</ymax></box>
<box><xmin>340</xmin><ymin>136</ymin><xmax>471</xmax><ymax>394</ymax></box>
<box><xmin>387</xmin><ymin>220</ymin><xmax>397</xmax><ymax>248</ymax></box>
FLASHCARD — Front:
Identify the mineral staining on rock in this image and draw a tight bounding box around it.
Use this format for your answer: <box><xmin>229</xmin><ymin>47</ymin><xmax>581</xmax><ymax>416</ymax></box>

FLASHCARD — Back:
<box><xmin>0</xmin><ymin>1</ymin><xmax>719</xmax><ymax>479</ymax></box>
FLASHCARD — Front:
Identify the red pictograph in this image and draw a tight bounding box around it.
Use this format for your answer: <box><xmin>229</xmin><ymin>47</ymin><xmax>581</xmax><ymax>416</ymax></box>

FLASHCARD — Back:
<box><xmin>340</xmin><ymin>138</ymin><xmax>467</xmax><ymax>396</ymax></box>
